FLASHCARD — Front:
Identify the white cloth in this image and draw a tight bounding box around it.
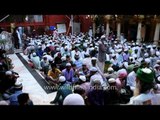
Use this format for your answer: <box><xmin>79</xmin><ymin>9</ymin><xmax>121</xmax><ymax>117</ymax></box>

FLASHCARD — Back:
<box><xmin>43</xmin><ymin>54</ymin><xmax>53</xmax><ymax>62</ymax></box>
<box><xmin>129</xmin><ymin>91</ymin><xmax>160</xmax><ymax>105</ymax></box>
<box><xmin>82</xmin><ymin>57</ymin><xmax>92</xmax><ymax>69</ymax></box>
<box><xmin>71</xmin><ymin>50</ymin><xmax>82</xmax><ymax>61</ymax></box>
<box><xmin>90</xmin><ymin>72</ymin><xmax>104</xmax><ymax>86</ymax></box>
<box><xmin>127</xmin><ymin>71</ymin><xmax>136</xmax><ymax>91</ymax></box>
<box><xmin>63</xmin><ymin>93</ymin><xmax>85</xmax><ymax>105</ymax></box>
<box><xmin>16</xmin><ymin>30</ymin><xmax>22</xmax><ymax>45</ymax></box>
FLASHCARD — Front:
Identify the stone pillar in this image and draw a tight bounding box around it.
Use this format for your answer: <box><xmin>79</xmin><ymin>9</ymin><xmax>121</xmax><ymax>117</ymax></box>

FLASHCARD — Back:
<box><xmin>153</xmin><ymin>21</ymin><xmax>160</xmax><ymax>45</ymax></box>
<box><xmin>93</xmin><ymin>22</ymin><xmax>96</xmax><ymax>37</ymax></box>
<box><xmin>105</xmin><ymin>15</ymin><xmax>111</xmax><ymax>39</ymax></box>
<box><xmin>10</xmin><ymin>23</ymin><xmax>15</xmax><ymax>34</ymax></box>
<box><xmin>136</xmin><ymin>22</ymin><xmax>142</xmax><ymax>43</ymax></box>
<box><xmin>117</xmin><ymin>22</ymin><xmax>121</xmax><ymax>40</ymax></box>
<box><xmin>136</xmin><ymin>15</ymin><xmax>144</xmax><ymax>44</ymax></box>
<box><xmin>106</xmin><ymin>22</ymin><xmax>109</xmax><ymax>38</ymax></box>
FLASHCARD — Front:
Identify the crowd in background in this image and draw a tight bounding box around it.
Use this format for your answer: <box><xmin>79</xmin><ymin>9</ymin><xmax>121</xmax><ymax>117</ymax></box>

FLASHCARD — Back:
<box><xmin>1</xmin><ymin>27</ymin><xmax>160</xmax><ymax>105</ymax></box>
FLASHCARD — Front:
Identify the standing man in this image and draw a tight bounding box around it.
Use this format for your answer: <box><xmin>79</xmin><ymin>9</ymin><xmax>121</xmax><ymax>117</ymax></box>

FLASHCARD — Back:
<box><xmin>12</xmin><ymin>27</ymin><xmax>21</xmax><ymax>49</ymax></box>
<box><xmin>98</xmin><ymin>35</ymin><xmax>107</xmax><ymax>73</ymax></box>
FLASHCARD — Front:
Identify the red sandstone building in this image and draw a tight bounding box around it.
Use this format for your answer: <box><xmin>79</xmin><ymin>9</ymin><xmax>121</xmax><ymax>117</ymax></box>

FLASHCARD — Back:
<box><xmin>0</xmin><ymin>15</ymin><xmax>92</xmax><ymax>35</ymax></box>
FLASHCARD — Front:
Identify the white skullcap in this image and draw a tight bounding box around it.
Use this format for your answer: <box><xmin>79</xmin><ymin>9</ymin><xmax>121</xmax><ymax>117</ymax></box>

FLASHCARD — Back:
<box><xmin>157</xmin><ymin>60</ymin><xmax>160</xmax><ymax>64</ymax></box>
<box><xmin>85</xmin><ymin>40</ymin><xmax>88</xmax><ymax>42</ymax></box>
<box><xmin>136</xmin><ymin>42</ymin><xmax>139</xmax><ymax>45</ymax></box>
<box><xmin>82</xmin><ymin>61</ymin><xmax>87</xmax><ymax>66</ymax></box>
<box><xmin>43</xmin><ymin>52</ymin><xmax>47</xmax><ymax>56</ymax></box>
<box><xmin>5</xmin><ymin>71</ymin><xmax>12</xmax><ymax>75</ymax></box>
<box><xmin>124</xmin><ymin>49</ymin><xmax>128</xmax><ymax>52</ymax></box>
<box><xmin>112</xmin><ymin>54</ymin><xmax>116</xmax><ymax>57</ymax></box>
<box><xmin>64</xmin><ymin>46</ymin><xmax>68</xmax><ymax>49</ymax></box>
<box><xmin>108</xmin><ymin>67</ymin><xmax>114</xmax><ymax>72</ymax></box>
<box><xmin>75</xmin><ymin>44</ymin><xmax>80</xmax><ymax>47</ymax></box>
<box><xmin>133</xmin><ymin>54</ymin><xmax>137</xmax><ymax>58</ymax></box>
<box><xmin>59</xmin><ymin>76</ymin><xmax>66</xmax><ymax>82</ymax></box>
<box><xmin>56</xmin><ymin>48</ymin><xmax>60</xmax><ymax>51</ymax></box>
<box><xmin>63</xmin><ymin>93</ymin><xmax>85</xmax><ymax>105</ymax></box>
<box><xmin>49</xmin><ymin>57</ymin><xmax>53</xmax><ymax>62</ymax></box>
<box><xmin>90</xmin><ymin>67</ymin><xmax>98</xmax><ymax>72</ymax></box>
<box><xmin>66</xmin><ymin>63</ymin><xmax>71</xmax><ymax>66</ymax></box>
<box><xmin>90</xmin><ymin>44</ymin><xmax>93</xmax><ymax>47</ymax></box>
<box><xmin>154</xmin><ymin>64</ymin><xmax>160</xmax><ymax>68</ymax></box>
<box><xmin>118</xmin><ymin>49</ymin><xmax>122</xmax><ymax>52</ymax></box>
<box><xmin>0</xmin><ymin>100</ymin><xmax>9</xmax><ymax>105</ymax></box>
<box><xmin>91</xmin><ymin>79</ymin><xmax>101</xmax><ymax>86</ymax></box>
<box><xmin>129</xmin><ymin>57</ymin><xmax>134</xmax><ymax>60</ymax></box>
<box><xmin>84</xmin><ymin>52</ymin><xmax>89</xmax><ymax>56</ymax></box>
<box><xmin>91</xmin><ymin>57</ymin><xmax>97</xmax><ymax>60</ymax></box>
<box><xmin>145</xmin><ymin>58</ymin><xmax>151</xmax><ymax>64</ymax></box>
<box><xmin>153</xmin><ymin>45</ymin><xmax>156</xmax><ymax>47</ymax></box>
<box><xmin>32</xmin><ymin>52</ymin><xmax>37</xmax><ymax>57</ymax></box>
<box><xmin>108</xmin><ymin>78</ymin><xmax>116</xmax><ymax>83</ymax></box>
<box><xmin>14</xmin><ymin>81</ymin><xmax>23</xmax><ymax>89</ymax></box>
<box><xmin>144</xmin><ymin>53</ymin><xmax>148</xmax><ymax>57</ymax></box>
<box><xmin>79</xmin><ymin>75</ymin><xmax>86</xmax><ymax>82</ymax></box>
<box><xmin>46</xmin><ymin>44</ymin><xmax>50</xmax><ymax>47</ymax></box>
<box><xmin>61</xmin><ymin>56</ymin><xmax>66</xmax><ymax>61</ymax></box>
<box><xmin>147</xmin><ymin>45</ymin><xmax>151</xmax><ymax>48</ymax></box>
<box><xmin>101</xmin><ymin>35</ymin><xmax>105</xmax><ymax>39</ymax></box>
<box><xmin>89</xmin><ymin>47</ymin><xmax>94</xmax><ymax>51</ymax></box>
<box><xmin>157</xmin><ymin>76</ymin><xmax>160</xmax><ymax>82</ymax></box>
<box><xmin>156</xmin><ymin>51</ymin><xmax>160</xmax><ymax>56</ymax></box>
<box><xmin>123</xmin><ymin>62</ymin><xmax>128</xmax><ymax>68</ymax></box>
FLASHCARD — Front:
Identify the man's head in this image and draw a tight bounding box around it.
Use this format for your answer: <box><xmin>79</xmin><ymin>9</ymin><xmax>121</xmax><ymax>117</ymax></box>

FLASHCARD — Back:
<box><xmin>18</xmin><ymin>93</ymin><xmax>30</xmax><ymax>105</ymax></box>
<box><xmin>66</xmin><ymin>63</ymin><xmax>72</xmax><ymax>70</ymax></box>
<box><xmin>51</xmin><ymin>63</ymin><xmax>56</xmax><ymax>70</ymax></box>
<box><xmin>90</xmin><ymin>67</ymin><xmax>98</xmax><ymax>75</ymax></box>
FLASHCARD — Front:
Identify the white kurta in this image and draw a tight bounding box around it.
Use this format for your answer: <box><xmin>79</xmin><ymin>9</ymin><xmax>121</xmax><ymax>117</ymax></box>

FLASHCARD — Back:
<box><xmin>129</xmin><ymin>91</ymin><xmax>160</xmax><ymax>105</ymax></box>
<box><xmin>127</xmin><ymin>71</ymin><xmax>136</xmax><ymax>91</ymax></box>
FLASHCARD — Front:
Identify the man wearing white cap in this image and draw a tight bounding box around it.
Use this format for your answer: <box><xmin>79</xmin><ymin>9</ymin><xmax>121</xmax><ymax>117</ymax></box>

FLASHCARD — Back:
<box><xmin>154</xmin><ymin>64</ymin><xmax>160</xmax><ymax>77</ymax></box>
<box><xmin>50</xmin><ymin>76</ymin><xmax>72</xmax><ymax>105</ymax></box>
<box><xmin>97</xmin><ymin>36</ymin><xmax>107</xmax><ymax>73</ymax></box>
<box><xmin>87</xmin><ymin>79</ymin><xmax>104</xmax><ymax>105</ymax></box>
<box><xmin>71</xmin><ymin>47</ymin><xmax>82</xmax><ymax>62</ymax></box>
<box><xmin>9</xmin><ymin>81</ymin><xmax>23</xmax><ymax>105</ymax></box>
<box><xmin>104</xmin><ymin>78</ymin><xmax>120</xmax><ymax>105</ymax></box>
<box><xmin>82</xmin><ymin>53</ymin><xmax>92</xmax><ymax>69</ymax></box>
<box><xmin>30</xmin><ymin>52</ymin><xmax>41</xmax><ymax>70</ymax></box>
<box><xmin>127</xmin><ymin>64</ymin><xmax>139</xmax><ymax>92</ymax></box>
<box><xmin>63</xmin><ymin>93</ymin><xmax>85</xmax><ymax>105</ymax></box>
<box><xmin>89</xmin><ymin>67</ymin><xmax>104</xmax><ymax>86</ymax></box>
<box><xmin>62</xmin><ymin>63</ymin><xmax>74</xmax><ymax>83</ymax></box>
<box><xmin>77</xmin><ymin>75</ymin><xmax>91</xmax><ymax>95</ymax></box>
<box><xmin>103</xmin><ymin>67</ymin><xmax>118</xmax><ymax>79</ymax></box>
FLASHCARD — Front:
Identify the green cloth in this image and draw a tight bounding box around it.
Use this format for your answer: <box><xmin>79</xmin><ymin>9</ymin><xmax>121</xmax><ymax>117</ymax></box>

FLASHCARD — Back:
<box><xmin>128</xmin><ymin>49</ymin><xmax>132</xmax><ymax>54</ymax></box>
<box><xmin>136</xmin><ymin>68</ymin><xmax>154</xmax><ymax>83</ymax></box>
<box><xmin>127</xmin><ymin>64</ymin><xmax>134</xmax><ymax>73</ymax></box>
<box><xmin>104</xmin><ymin>61</ymin><xmax>112</xmax><ymax>73</ymax></box>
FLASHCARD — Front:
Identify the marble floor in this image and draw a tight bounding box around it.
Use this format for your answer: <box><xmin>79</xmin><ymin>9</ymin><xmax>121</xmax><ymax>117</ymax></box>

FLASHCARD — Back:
<box><xmin>8</xmin><ymin>53</ymin><xmax>57</xmax><ymax>105</ymax></box>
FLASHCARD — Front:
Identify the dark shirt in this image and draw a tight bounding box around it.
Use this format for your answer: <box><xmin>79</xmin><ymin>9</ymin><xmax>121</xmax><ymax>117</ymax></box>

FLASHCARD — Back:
<box><xmin>53</xmin><ymin>83</ymin><xmax>72</xmax><ymax>105</ymax></box>
<box><xmin>104</xmin><ymin>88</ymin><xmax>120</xmax><ymax>105</ymax></box>
<box><xmin>88</xmin><ymin>89</ymin><xmax>104</xmax><ymax>105</ymax></box>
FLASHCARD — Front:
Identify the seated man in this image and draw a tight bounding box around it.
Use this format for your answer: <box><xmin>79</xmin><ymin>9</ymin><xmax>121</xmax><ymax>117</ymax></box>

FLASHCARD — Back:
<box><xmin>50</xmin><ymin>76</ymin><xmax>72</xmax><ymax>105</ymax></box>
<box><xmin>18</xmin><ymin>93</ymin><xmax>33</xmax><ymax>105</ymax></box>
<box><xmin>46</xmin><ymin>63</ymin><xmax>61</xmax><ymax>85</ymax></box>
